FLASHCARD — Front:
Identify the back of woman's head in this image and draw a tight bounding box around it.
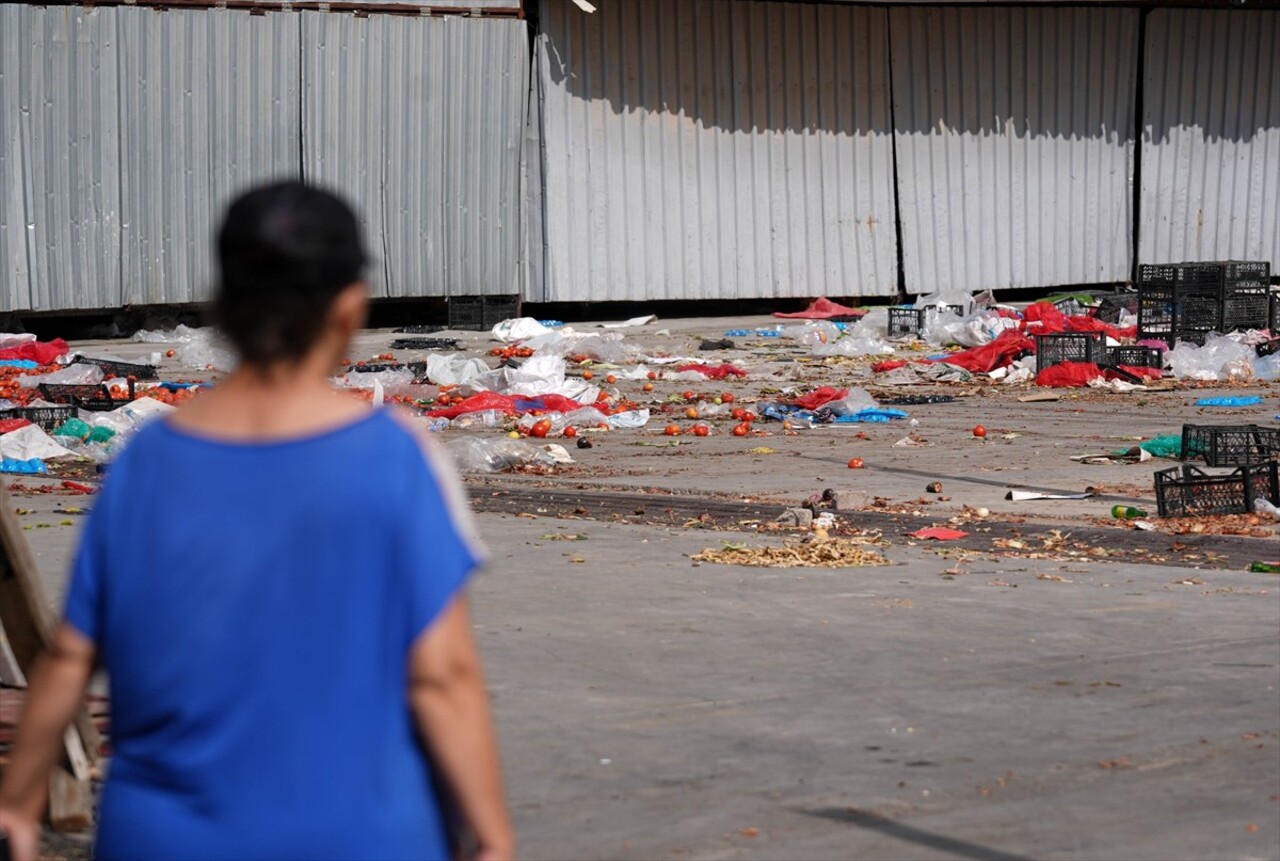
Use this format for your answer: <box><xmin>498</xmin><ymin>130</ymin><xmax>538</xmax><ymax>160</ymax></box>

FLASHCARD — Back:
<box><xmin>216</xmin><ymin>181</ymin><xmax>367</xmax><ymax>367</ymax></box>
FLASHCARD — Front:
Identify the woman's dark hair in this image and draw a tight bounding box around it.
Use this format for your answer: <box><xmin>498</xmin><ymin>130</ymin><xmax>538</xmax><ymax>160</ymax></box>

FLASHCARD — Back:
<box><xmin>215</xmin><ymin>181</ymin><xmax>367</xmax><ymax>367</ymax></box>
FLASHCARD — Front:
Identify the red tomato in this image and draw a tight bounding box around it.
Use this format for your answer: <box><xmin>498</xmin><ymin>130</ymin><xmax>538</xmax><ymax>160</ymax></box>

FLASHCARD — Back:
<box><xmin>847</xmin><ymin>457</ymin><xmax>865</xmax><ymax>469</ymax></box>
<box><xmin>664</xmin><ymin>424</ymin><xmax>682</xmax><ymax>436</ymax></box>
<box><xmin>531</xmin><ymin>419</ymin><xmax>552</xmax><ymax>439</ymax></box>
<box><xmin>973</xmin><ymin>425</ymin><xmax>987</xmax><ymax>438</ymax></box>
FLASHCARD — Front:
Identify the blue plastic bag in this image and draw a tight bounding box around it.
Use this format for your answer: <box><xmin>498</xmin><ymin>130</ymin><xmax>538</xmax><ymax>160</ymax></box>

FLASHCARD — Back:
<box><xmin>1195</xmin><ymin>396</ymin><xmax>1262</xmax><ymax>407</ymax></box>
<box><xmin>834</xmin><ymin>408</ymin><xmax>910</xmax><ymax>424</ymax></box>
<box><xmin>0</xmin><ymin>458</ymin><xmax>47</xmax><ymax>474</ymax></box>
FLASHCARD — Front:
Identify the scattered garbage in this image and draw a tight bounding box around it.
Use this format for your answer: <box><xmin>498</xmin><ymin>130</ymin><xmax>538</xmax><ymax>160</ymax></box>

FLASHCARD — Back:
<box><xmin>691</xmin><ymin>535</ymin><xmax>888</xmax><ymax>567</ymax></box>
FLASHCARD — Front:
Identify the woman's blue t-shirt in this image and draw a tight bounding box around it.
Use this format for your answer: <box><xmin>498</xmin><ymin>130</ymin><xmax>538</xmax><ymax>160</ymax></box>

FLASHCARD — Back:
<box><xmin>63</xmin><ymin>409</ymin><xmax>482</xmax><ymax>860</ymax></box>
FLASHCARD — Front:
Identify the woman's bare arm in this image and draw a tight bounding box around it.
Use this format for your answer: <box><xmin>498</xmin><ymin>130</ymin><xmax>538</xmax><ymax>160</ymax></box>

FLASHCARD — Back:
<box><xmin>409</xmin><ymin>595</ymin><xmax>513</xmax><ymax>861</ymax></box>
<box><xmin>0</xmin><ymin>624</ymin><xmax>96</xmax><ymax>861</ymax></box>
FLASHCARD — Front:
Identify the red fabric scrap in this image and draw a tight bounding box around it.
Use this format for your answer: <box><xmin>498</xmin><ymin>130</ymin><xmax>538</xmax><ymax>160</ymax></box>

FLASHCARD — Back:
<box><xmin>1036</xmin><ymin>362</ymin><xmax>1104</xmax><ymax>387</ymax></box>
<box><xmin>792</xmin><ymin>387</ymin><xmax>848</xmax><ymax>410</ymax></box>
<box><xmin>929</xmin><ymin>329</ymin><xmax>1035</xmax><ymax>374</ymax></box>
<box><xmin>773</xmin><ymin>297</ymin><xmax>867</xmax><ymax>320</ymax></box>
<box><xmin>872</xmin><ymin>360</ymin><xmax>909</xmax><ymax>373</ymax></box>
<box><xmin>1064</xmin><ymin>315</ymin><xmax>1138</xmax><ymax>341</ymax></box>
<box><xmin>673</xmin><ymin>363</ymin><xmax>748</xmax><ymax>379</ymax></box>
<box><xmin>0</xmin><ymin>419</ymin><xmax>31</xmax><ymax>434</ymax></box>
<box><xmin>425</xmin><ymin>391</ymin><xmax>592</xmax><ymax>419</ymax></box>
<box><xmin>1112</xmin><ymin>365</ymin><xmax>1164</xmax><ymax>380</ymax></box>
<box><xmin>0</xmin><ymin>339</ymin><xmax>69</xmax><ymax>365</ymax></box>
<box><xmin>910</xmin><ymin>527</ymin><xmax>969</xmax><ymax>541</ymax></box>
<box><xmin>1021</xmin><ymin>302</ymin><xmax>1069</xmax><ymax>332</ymax></box>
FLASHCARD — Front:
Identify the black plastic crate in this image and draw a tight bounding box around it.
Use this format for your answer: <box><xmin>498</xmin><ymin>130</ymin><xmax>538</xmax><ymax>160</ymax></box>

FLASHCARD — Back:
<box><xmin>1181</xmin><ymin>424</ymin><xmax>1280</xmax><ymax>467</ymax></box>
<box><xmin>389</xmin><ymin>338</ymin><xmax>459</xmax><ymax>351</ymax></box>
<box><xmin>1052</xmin><ymin>297</ymin><xmax>1086</xmax><ymax>317</ymax></box>
<box><xmin>1093</xmin><ymin>292</ymin><xmax>1138</xmax><ymax>324</ymax></box>
<box><xmin>1138</xmin><ymin>262</ymin><xmax>1227</xmax><ymax>296</ymax></box>
<box><xmin>394</xmin><ymin>324</ymin><xmax>446</xmax><ymax>335</ymax></box>
<box><xmin>447</xmin><ymin>295</ymin><xmax>521</xmax><ymax>331</ymax></box>
<box><xmin>1108</xmin><ymin>345</ymin><xmax>1163</xmax><ymax>369</ymax></box>
<box><xmin>1223</xmin><ymin>260</ymin><xmax>1271</xmax><ymax>291</ymax></box>
<box><xmin>1138</xmin><ymin>289</ymin><xmax>1221</xmax><ymax>346</ymax></box>
<box><xmin>1154</xmin><ymin>461</ymin><xmax>1279</xmax><ymax>517</ymax></box>
<box><xmin>887</xmin><ymin>305</ymin><xmax>964</xmax><ymax>338</ymax></box>
<box><xmin>1271</xmin><ymin>292</ymin><xmax>1280</xmax><ymax>332</ymax></box>
<box><xmin>1223</xmin><ymin>290</ymin><xmax>1271</xmax><ymax>331</ymax></box>
<box><xmin>1035</xmin><ymin>332</ymin><xmax>1105</xmax><ymax>374</ymax></box>
<box><xmin>887</xmin><ymin>307</ymin><xmax>922</xmax><ymax>338</ymax></box>
<box><xmin>39</xmin><ymin>381</ymin><xmax>135</xmax><ymax>409</ymax></box>
<box><xmin>0</xmin><ymin>406</ymin><xmax>76</xmax><ymax>431</ymax></box>
<box><xmin>72</xmin><ymin>355</ymin><xmax>159</xmax><ymax>380</ymax></box>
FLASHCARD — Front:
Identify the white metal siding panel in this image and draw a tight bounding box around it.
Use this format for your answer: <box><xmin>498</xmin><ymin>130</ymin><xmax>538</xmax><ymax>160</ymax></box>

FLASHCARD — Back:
<box><xmin>890</xmin><ymin>6</ymin><xmax>1138</xmax><ymax>294</ymax></box>
<box><xmin>118</xmin><ymin>9</ymin><xmax>301</xmax><ymax>306</ymax></box>
<box><xmin>0</xmin><ymin>5</ymin><xmax>123</xmax><ymax>313</ymax></box>
<box><xmin>1140</xmin><ymin>9</ymin><xmax>1280</xmax><ymax>268</ymax></box>
<box><xmin>302</xmin><ymin>13</ymin><xmax>529</xmax><ymax>298</ymax></box>
<box><xmin>535</xmin><ymin>0</ymin><xmax>898</xmax><ymax>303</ymax></box>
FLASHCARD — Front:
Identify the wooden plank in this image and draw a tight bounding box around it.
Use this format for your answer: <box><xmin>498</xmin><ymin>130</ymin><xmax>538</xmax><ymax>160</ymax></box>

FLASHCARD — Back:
<box><xmin>0</xmin><ymin>481</ymin><xmax>100</xmax><ymax>824</ymax></box>
<box><xmin>48</xmin><ymin>765</ymin><xmax>93</xmax><ymax>833</ymax></box>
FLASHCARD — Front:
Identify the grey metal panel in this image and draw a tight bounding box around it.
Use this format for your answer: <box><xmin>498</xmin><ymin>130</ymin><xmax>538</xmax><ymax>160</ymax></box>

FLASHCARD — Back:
<box><xmin>889</xmin><ymin>6</ymin><xmax>1138</xmax><ymax>294</ymax></box>
<box><xmin>118</xmin><ymin>8</ymin><xmax>302</xmax><ymax>306</ymax></box>
<box><xmin>302</xmin><ymin>12</ymin><xmax>529</xmax><ymax>298</ymax></box>
<box><xmin>1140</xmin><ymin>9</ymin><xmax>1280</xmax><ymax>268</ymax></box>
<box><xmin>535</xmin><ymin>0</ymin><xmax>899</xmax><ymax>302</ymax></box>
<box><xmin>0</xmin><ymin>4</ymin><xmax>124</xmax><ymax>313</ymax></box>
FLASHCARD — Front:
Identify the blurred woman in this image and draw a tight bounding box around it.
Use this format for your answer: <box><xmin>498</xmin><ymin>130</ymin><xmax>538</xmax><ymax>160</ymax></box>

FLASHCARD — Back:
<box><xmin>0</xmin><ymin>182</ymin><xmax>512</xmax><ymax>860</ymax></box>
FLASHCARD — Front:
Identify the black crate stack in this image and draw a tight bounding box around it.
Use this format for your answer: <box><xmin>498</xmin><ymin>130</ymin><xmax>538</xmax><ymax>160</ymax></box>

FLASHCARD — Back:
<box><xmin>1137</xmin><ymin>260</ymin><xmax>1272</xmax><ymax>345</ymax></box>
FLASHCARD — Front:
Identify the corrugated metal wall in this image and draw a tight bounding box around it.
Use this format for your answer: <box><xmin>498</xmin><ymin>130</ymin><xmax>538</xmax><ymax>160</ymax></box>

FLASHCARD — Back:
<box><xmin>889</xmin><ymin>6</ymin><xmax>1139</xmax><ymax>294</ymax></box>
<box><xmin>0</xmin><ymin>5</ymin><xmax>526</xmax><ymax>312</ymax></box>
<box><xmin>0</xmin><ymin>5</ymin><xmax>124</xmax><ymax>313</ymax></box>
<box><xmin>1139</xmin><ymin>8</ymin><xmax>1280</xmax><ymax>268</ymax></box>
<box><xmin>118</xmin><ymin>8</ymin><xmax>302</xmax><ymax>306</ymax></box>
<box><xmin>302</xmin><ymin>13</ymin><xmax>529</xmax><ymax>299</ymax></box>
<box><xmin>532</xmin><ymin>0</ymin><xmax>900</xmax><ymax>303</ymax></box>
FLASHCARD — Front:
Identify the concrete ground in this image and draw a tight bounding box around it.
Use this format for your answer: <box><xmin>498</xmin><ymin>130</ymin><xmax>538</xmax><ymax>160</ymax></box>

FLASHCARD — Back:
<box><xmin>8</xmin><ymin>315</ymin><xmax>1280</xmax><ymax>860</ymax></box>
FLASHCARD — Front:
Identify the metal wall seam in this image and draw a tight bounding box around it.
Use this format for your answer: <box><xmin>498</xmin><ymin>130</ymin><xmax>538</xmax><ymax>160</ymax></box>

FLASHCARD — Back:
<box><xmin>301</xmin><ymin>12</ymin><xmax>529</xmax><ymax>299</ymax></box>
<box><xmin>1139</xmin><ymin>9</ymin><xmax>1280</xmax><ymax>268</ymax></box>
<box><xmin>118</xmin><ymin>8</ymin><xmax>302</xmax><ymax>307</ymax></box>
<box><xmin>0</xmin><ymin>4</ymin><xmax>125</xmax><ymax>313</ymax></box>
<box><xmin>536</xmin><ymin>0</ymin><xmax>899</xmax><ymax>303</ymax></box>
<box><xmin>889</xmin><ymin>6</ymin><xmax>1139</xmax><ymax>294</ymax></box>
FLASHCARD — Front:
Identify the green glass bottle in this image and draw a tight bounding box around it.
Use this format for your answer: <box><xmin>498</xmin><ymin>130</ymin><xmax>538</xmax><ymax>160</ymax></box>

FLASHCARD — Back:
<box><xmin>1111</xmin><ymin>505</ymin><xmax>1148</xmax><ymax>519</ymax></box>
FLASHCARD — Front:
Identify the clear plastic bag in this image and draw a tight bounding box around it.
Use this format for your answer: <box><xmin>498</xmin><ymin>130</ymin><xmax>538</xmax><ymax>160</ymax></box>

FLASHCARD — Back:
<box><xmin>18</xmin><ymin>363</ymin><xmax>105</xmax><ymax>389</ymax></box>
<box><xmin>1166</xmin><ymin>334</ymin><xmax>1254</xmax><ymax>381</ymax></box>
<box><xmin>445</xmin><ymin>436</ymin><xmax>561</xmax><ymax>473</ymax></box>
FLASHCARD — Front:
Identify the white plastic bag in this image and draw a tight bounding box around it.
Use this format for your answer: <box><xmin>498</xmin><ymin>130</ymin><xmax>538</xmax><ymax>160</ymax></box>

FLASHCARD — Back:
<box><xmin>424</xmin><ymin>353</ymin><xmax>489</xmax><ymax>387</ymax></box>
<box><xmin>490</xmin><ymin>318</ymin><xmax>552</xmax><ymax>342</ymax></box>
<box><xmin>0</xmin><ymin>424</ymin><xmax>76</xmax><ymax>460</ymax></box>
